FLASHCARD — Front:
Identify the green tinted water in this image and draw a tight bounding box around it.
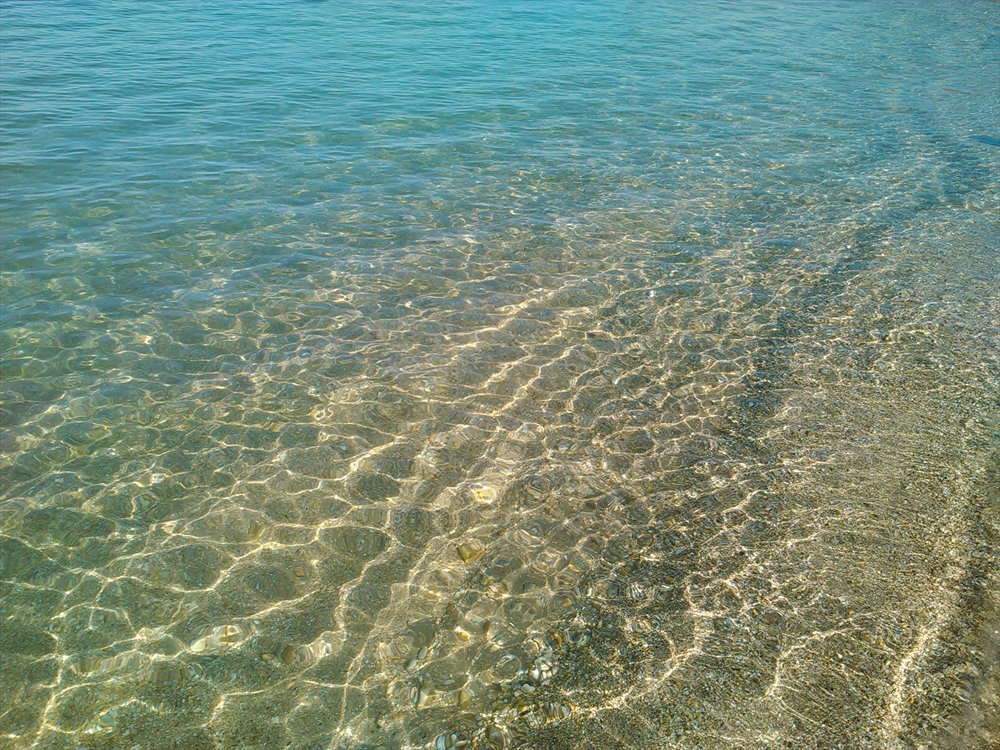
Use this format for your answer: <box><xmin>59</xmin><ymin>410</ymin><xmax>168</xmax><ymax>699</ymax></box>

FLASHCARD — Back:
<box><xmin>1</xmin><ymin>1</ymin><xmax>998</xmax><ymax>748</ymax></box>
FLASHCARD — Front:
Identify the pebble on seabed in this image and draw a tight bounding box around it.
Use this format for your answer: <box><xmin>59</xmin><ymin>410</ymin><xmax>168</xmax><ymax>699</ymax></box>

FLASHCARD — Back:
<box><xmin>84</xmin><ymin>707</ymin><xmax>118</xmax><ymax>734</ymax></box>
<box><xmin>456</xmin><ymin>541</ymin><xmax>486</xmax><ymax>563</ymax></box>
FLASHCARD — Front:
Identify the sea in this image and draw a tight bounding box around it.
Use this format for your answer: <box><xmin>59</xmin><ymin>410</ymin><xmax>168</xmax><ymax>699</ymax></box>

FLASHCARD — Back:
<box><xmin>1</xmin><ymin>1</ymin><xmax>998</xmax><ymax>748</ymax></box>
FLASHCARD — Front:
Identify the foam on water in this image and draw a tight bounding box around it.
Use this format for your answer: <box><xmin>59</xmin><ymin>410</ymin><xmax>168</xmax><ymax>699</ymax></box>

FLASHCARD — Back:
<box><xmin>1</xmin><ymin>1</ymin><xmax>998</xmax><ymax>749</ymax></box>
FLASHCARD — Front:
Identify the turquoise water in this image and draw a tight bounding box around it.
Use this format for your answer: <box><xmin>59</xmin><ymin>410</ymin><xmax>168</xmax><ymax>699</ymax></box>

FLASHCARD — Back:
<box><xmin>2</xmin><ymin>1</ymin><xmax>998</xmax><ymax>748</ymax></box>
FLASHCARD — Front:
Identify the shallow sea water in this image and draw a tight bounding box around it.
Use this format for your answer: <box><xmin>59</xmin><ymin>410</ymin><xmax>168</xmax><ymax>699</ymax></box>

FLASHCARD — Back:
<box><xmin>1</xmin><ymin>1</ymin><xmax>998</xmax><ymax>748</ymax></box>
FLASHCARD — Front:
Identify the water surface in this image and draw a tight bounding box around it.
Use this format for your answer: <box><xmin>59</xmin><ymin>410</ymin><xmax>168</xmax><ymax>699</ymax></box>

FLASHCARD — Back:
<box><xmin>1</xmin><ymin>1</ymin><xmax>998</xmax><ymax>748</ymax></box>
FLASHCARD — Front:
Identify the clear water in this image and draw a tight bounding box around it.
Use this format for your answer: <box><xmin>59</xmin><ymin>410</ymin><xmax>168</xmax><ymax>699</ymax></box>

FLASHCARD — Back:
<box><xmin>1</xmin><ymin>1</ymin><xmax>998</xmax><ymax>748</ymax></box>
